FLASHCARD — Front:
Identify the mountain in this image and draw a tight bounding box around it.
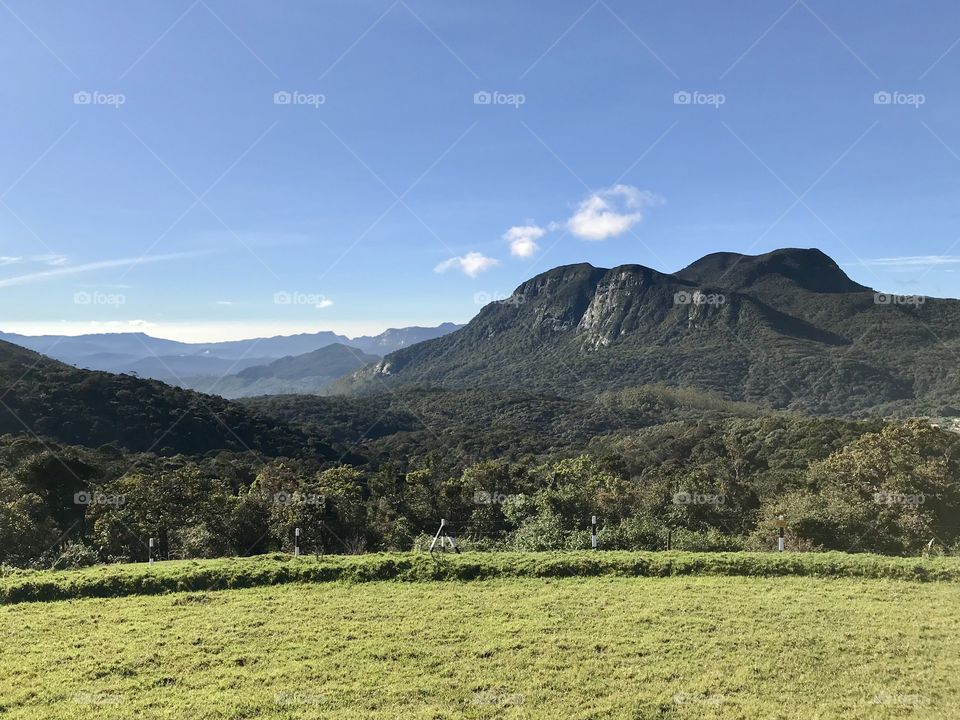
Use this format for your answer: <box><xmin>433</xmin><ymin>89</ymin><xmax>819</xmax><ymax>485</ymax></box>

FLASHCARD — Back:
<box><xmin>191</xmin><ymin>332</ymin><xmax>352</xmax><ymax>359</ymax></box>
<box><xmin>0</xmin><ymin>324</ymin><xmax>462</xmax><ymax>382</ymax></box>
<box><xmin>116</xmin><ymin>355</ymin><xmax>274</xmax><ymax>383</ymax></box>
<box><xmin>677</xmin><ymin>248</ymin><xmax>870</xmax><ymax>295</ymax></box>
<box><xmin>0</xmin><ymin>339</ymin><xmax>334</xmax><ymax>457</ymax></box>
<box><xmin>184</xmin><ymin>343</ymin><xmax>380</xmax><ymax>398</ymax></box>
<box><xmin>339</xmin><ymin>248</ymin><xmax>960</xmax><ymax>416</ymax></box>
<box><xmin>0</xmin><ymin>332</ymin><xmax>190</xmax><ymax>361</ymax></box>
<box><xmin>348</xmin><ymin>323</ymin><xmax>464</xmax><ymax>355</ymax></box>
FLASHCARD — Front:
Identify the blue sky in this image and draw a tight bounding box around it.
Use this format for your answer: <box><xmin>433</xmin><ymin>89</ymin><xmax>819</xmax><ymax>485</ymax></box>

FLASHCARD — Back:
<box><xmin>3</xmin><ymin>0</ymin><xmax>960</xmax><ymax>341</ymax></box>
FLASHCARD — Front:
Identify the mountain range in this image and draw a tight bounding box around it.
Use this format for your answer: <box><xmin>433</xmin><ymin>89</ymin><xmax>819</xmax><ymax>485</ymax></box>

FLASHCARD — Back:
<box><xmin>340</xmin><ymin>248</ymin><xmax>960</xmax><ymax>417</ymax></box>
<box><xmin>0</xmin><ymin>323</ymin><xmax>461</xmax><ymax>386</ymax></box>
<box><xmin>183</xmin><ymin>343</ymin><xmax>381</xmax><ymax>398</ymax></box>
<box><xmin>4</xmin><ymin>248</ymin><xmax>958</xmax><ymax>418</ymax></box>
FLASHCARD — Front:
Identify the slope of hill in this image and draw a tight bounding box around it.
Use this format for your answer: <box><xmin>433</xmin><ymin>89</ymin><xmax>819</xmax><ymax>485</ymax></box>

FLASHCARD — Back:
<box><xmin>244</xmin><ymin>384</ymin><xmax>768</xmax><ymax>465</ymax></box>
<box><xmin>185</xmin><ymin>344</ymin><xmax>380</xmax><ymax>398</ymax></box>
<box><xmin>0</xmin><ymin>340</ymin><xmax>332</xmax><ymax>457</ymax></box>
<box><xmin>339</xmin><ymin>249</ymin><xmax>960</xmax><ymax>416</ymax></box>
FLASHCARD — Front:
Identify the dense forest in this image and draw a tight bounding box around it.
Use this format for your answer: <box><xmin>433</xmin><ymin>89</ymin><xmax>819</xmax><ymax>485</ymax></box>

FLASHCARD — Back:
<box><xmin>4</xmin><ymin>390</ymin><xmax>959</xmax><ymax>567</ymax></box>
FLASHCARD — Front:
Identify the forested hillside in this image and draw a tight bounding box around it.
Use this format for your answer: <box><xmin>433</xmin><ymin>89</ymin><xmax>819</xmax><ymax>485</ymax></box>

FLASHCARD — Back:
<box><xmin>341</xmin><ymin>249</ymin><xmax>960</xmax><ymax>417</ymax></box>
<box><xmin>0</xmin><ymin>340</ymin><xmax>331</xmax><ymax>458</ymax></box>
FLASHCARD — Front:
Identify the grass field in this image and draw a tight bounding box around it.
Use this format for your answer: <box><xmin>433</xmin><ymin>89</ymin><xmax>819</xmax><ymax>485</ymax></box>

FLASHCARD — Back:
<box><xmin>1</xmin><ymin>558</ymin><xmax>959</xmax><ymax>718</ymax></box>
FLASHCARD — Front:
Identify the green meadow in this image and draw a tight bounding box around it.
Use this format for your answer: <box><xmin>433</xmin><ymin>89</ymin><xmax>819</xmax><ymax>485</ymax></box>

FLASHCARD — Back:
<box><xmin>2</xmin><ymin>553</ymin><xmax>959</xmax><ymax>718</ymax></box>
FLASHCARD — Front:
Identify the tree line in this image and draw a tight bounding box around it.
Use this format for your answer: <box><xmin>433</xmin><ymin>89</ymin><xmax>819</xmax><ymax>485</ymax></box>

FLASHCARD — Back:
<box><xmin>3</xmin><ymin>417</ymin><xmax>960</xmax><ymax>568</ymax></box>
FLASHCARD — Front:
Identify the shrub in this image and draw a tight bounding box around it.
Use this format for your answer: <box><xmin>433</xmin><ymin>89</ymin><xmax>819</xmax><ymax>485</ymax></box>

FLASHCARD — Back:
<box><xmin>50</xmin><ymin>542</ymin><xmax>99</xmax><ymax>570</ymax></box>
<box><xmin>2</xmin><ymin>551</ymin><xmax>959</xmax><ymax>605</ymax></box>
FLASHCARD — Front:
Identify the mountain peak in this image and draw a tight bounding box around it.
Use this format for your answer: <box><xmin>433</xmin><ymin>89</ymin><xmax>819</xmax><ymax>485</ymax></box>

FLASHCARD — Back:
<box><xmin>677</xmin><ymin>247</ymin><xmax>871</xmax><ymax>294</ymax></box>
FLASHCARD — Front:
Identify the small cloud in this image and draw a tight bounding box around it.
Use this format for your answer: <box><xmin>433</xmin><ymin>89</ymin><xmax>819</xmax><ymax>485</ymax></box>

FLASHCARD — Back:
<box><xmin>434</xmin><ymin>252</ymin><xmax>499</xmax><ymax>278</ymax></box>
<box><xmin>504</xmin><ymin>225</ymin><xmax>545</xmax><ymax>258</ymax></box>
<box><xmin>85</xmin><ymin>320</ymin><xmax>156</xmax><ymax>330</ymax></box>
<box><xmin>566</xmin><ymin>184</ymin><xmax>663</xmax><ymax>241</ymax></box>
<box><xmin>316</xmin><ymin>298</ymin><xmax>334</xmax><ymax>309</ymax></box>
<box><xmin>0</xmin><ymin>251</ymin><xmax>206</xmax><ymax>289</ymax></box>
<box><xmin>32</xmin><ymin>254</ymin><xmax>68</xmax><ymax>266</ymax></box>
<box><xmin>0</xmin><ymin>257</ymin><xmax>22</xmax><ymax>267</ymax></box>
<box><xmin>860</xmin><ymin>255</ymin><xmax>960</xmax><ymax>269</ymax></box>
<box><xmin>215</xmin><ymin>300</ymin><xmax>235</xmax><ymax>306</ymax></box>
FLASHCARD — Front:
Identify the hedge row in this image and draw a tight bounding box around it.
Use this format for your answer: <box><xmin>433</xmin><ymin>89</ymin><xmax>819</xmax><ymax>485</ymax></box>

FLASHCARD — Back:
<box><xmin>2</xmin><ymin>551</ymin><xmax>959</xmax><ymax>604</ymax></box>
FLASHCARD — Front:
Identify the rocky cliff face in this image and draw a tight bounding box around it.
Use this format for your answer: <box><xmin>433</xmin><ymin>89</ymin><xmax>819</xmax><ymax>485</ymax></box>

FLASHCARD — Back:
<box><xmin>576</xmin><ymin>266</ymin><xmax>684</xmax><ymax>348</ymax></box>
<box><xmin>367</xmin><ymin>261</ymin><xmax>731</xmax><ymax>377</ymax></box>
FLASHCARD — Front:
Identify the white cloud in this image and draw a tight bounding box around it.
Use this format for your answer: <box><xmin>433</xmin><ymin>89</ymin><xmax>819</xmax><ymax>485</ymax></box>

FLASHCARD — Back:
<box><xmin>57</xmin><ymin>320</ymin><xmax>158</xmax><ymax>331</ymax></box>
<box><xmin>32</xmin><ymin>254</ymin><xmax>68</xmax><ymax>266</ymax></box>
<box><xmin>503</xmin><ymin>225</ymin><xmax>545</xmax><ymax>258</ymax></box>
<box><xmin>566</xmin><ymin>184</ymin><xmax>663</xmax><ymax>241</ymax></box>
<box><xmin>215</xmin><ymin>300</ymin><xmax>235</xmax><ymax>306</ymax></box>
<box><xmin>316</xmin><ymin>298</ymin><xmax>334</xmax><ymax>309</ymax></box>
<box><xmin>860</xmin><ymin>255</ymin><xmax>960</xmax><ymax>269</ymax></box>
<box><xmin>0</xmin><ymin>251</ymin><xmax>206</xmax><ymax>288</ymax></box>
<box><xmin>0</xmin><ymin>255</ymin><xmax>68</xmax><ymax>268</ymax></box>
<box><xmin>434</xmin><ymin>252</ymin><xmax>499</xmax><ymax>278</ymax></box>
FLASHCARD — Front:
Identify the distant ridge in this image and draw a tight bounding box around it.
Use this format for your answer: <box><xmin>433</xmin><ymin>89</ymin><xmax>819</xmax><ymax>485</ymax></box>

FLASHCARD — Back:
<box><xmin>186</xmin><ymin>343</ymin><xmax>380</xmax><ymax>398</ymax></box>
<box><xmin>0</xmin><ymin>323</ymin><xmax>462</xmax><ymax>383</ymax></box>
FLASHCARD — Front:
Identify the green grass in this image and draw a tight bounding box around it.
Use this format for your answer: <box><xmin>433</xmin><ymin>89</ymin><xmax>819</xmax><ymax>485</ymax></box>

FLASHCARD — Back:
<box><xmin>1</xmin><ymin>574</ymin><xmax>958</xmax><ymax>719</ymax></box>
<box><xmin>3</xmin><ymin>551</ymin><xmax>960</xmax><ymax>604</ymax></box>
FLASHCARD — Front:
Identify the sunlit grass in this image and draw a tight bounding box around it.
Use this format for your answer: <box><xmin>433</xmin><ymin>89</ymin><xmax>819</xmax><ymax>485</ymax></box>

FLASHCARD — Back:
<box><xmin>1</xmin><ymin>574</ymin><xmax>958</xmax><ymax>718</ymax></box>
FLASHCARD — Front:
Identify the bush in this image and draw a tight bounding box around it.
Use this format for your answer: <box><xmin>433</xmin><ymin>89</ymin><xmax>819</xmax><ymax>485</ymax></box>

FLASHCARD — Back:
<box><xmin>50</xmin><ymin>542</ymin><xmax>99</xmax><ymax>570</ymax></box>
<box><xmin>3</xmin><ymin>551</ymin><xmax>960</xmax><ymax>605</ymax></box>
